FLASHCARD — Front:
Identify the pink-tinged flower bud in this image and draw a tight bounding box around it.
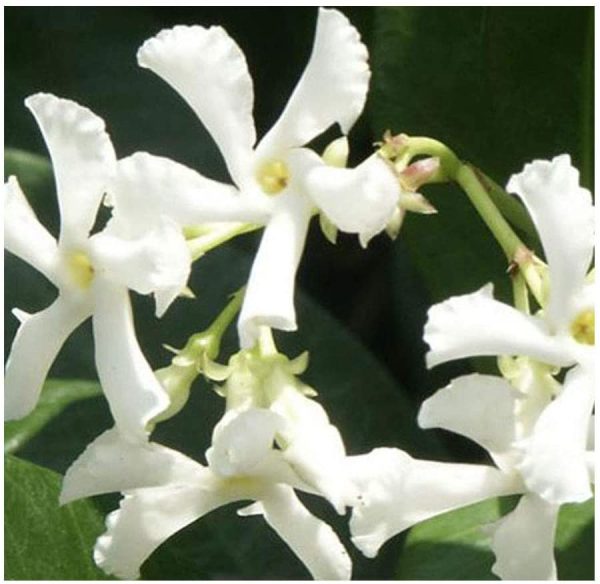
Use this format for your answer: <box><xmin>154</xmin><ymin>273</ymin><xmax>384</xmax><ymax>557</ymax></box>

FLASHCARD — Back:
<box><xmin>399</xmin><ymin>157</ymin><xmax>441</xmax><ymax>192</ymax></box>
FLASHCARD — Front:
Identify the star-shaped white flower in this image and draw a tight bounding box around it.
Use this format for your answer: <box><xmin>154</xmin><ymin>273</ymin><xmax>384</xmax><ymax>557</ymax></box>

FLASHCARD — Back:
<box><xmin>349</xmin><ymin>364</ymin><xmax>594</xmax><ymax>580</ymax></box>
<box><xmin>423</xmin><ymin>154</ymin><xmax>595</xmax><ymax>505</ymax></box>
<box><xmin>61</xmin><ymin>408</ymin><xmax>352</xmax><ymax>580</ymax></box>
<box><xmin>4</xmin><ymin>93</ymin><xmax>189</xmax><ymax>440</ymax></box>
<box><xmin>123</xmin><ymin>8</ymin><xmax>399</xmax><ymax>349</ymax></box>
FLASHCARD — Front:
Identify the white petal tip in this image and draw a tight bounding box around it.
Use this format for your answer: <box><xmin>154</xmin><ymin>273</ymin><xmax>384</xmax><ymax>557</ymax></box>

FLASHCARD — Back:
<box><xmin>350</xmin><ymin>535</ymin><xmax>381</xmax><ymax>559</ymax></box>
<box><xmin>12</xmin><ymin>308</ymin><xmax>31</xmax><ymax>324</ymax></box>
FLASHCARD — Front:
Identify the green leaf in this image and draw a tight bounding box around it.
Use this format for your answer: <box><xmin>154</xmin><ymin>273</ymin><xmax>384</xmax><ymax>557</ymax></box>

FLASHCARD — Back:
<box><xmin>396</xmin><ymin>496</ymin><xmax>594</xmax><ymax>580</ymax></box>
<box><xmin>5</xmin><ymin>379</ymin><xmax>102</xmax><ymax>454</ymax></box>
<box><xmin>4</xmin><ymin>454</ymin><xmax>112</xmax><ymax>580</ymax></box>
<box><xmin>555</xmin><ymin>500</ymin><xmax>595</xmax><ymax>580</ymax></box>
<box><xmin>371</xmin><ymin>7</ymin><xmax>593</xmax><ymax>304</ymax></box>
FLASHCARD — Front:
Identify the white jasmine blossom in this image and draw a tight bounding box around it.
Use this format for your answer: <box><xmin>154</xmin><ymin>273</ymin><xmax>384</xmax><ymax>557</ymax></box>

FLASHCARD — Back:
<box><xmin>4</xmin><ymin>93</ymin><xmax>179</xmax><ymax>440</ymax></box>
<box><xmin>131</xmin><ymin>8</ymin><xmax>399</xmax><ymax>348</ymax></box>
<box><xmin>425</xmin><ymin>155</ymin><xmax>595</xmax><ymax>371</ymax></box>
<box><xmin>350</xmin><ymin>364</ymin><xmax>594</xmax><ymax>579</ymax></box>
<box><xmin>349</xmin><ymin>156</ymin><xmax>595</xmax><ymax>580</ymax></box>
<box><xmin>61</xmin><ymin>411</ymin><xmax>352</xmax><ymax>580</ymax></box>
<box><xmin>423</xmin><ymin>155</ymin><xmax>596</xmax><ymax>506</ymax></box>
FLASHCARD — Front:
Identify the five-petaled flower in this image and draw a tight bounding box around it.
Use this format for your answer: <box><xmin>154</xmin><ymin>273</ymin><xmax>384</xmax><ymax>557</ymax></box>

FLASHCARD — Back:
<box><xmin>119</xmin><ymin>7</ymin><xmax>399</xmax><ymax>349</ymax></box>
<box><xmin>4</xmin><ymin>93</ymin><xmax>191</xmax><ymax>441</ymax></box>
<box><xmin>61</xmin><ymin>343</ymin><xmax>358</xmax><ymax>580</ymax></box>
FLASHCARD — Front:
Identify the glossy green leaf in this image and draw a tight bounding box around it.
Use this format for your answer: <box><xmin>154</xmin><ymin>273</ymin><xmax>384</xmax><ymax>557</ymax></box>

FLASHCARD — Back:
<box><xmin>396</xmin><ymin>497</ymin><xmax>594</xmax><ymax>580</ymax></box>
<box><xmin>5</xmin><ymin>379</ymin><xmax>102</xmax><ymax>454</ymax></box>
<box><xmin>4</xmin><ymin>455</ymin><xmax>112</xmax><ymax>580</ymax></box>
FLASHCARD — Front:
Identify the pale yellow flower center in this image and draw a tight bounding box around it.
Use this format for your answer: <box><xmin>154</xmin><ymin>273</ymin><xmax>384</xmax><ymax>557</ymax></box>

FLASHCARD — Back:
<box><xmin>67</xmin><ymin>251</ymin><xmax>95</xmax><ymax>290</ymax></box>
<box><xmin>256</xmin><ymin>159</ymin><xmax>290</xmax><ymax>195</ymax></box>
<box><xmin>570</xmin><ymin>309</ymin><xmax>595</xmax><ymax>345</ymax></box>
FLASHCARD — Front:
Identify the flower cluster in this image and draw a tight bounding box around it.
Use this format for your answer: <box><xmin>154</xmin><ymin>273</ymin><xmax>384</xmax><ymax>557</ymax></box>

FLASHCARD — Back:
<box><xmin>4</xmin><ymin>7</ymin><xmax>594</xmax><ymax>581</ymax></box>
<box><xmin>349</xmin><ymin>155</ymin><xmax>596</xmax><ymax>580</ymax></box>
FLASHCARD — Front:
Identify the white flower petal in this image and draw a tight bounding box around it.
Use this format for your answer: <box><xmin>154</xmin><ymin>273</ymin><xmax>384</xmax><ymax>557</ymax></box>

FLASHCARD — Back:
<box><xmin>271</xmin><ymin>382</ymin><xmax>355</xmax><ymax>513</ymax></box>
<box><xmin>24</xmin><ymin>93</ymin><xmax>116</xmax><ymax>246</ymax></box>
<box><xmin>92</xmin><ymin>278</ymin><xmax>170</xmax><ymax>441</ymax></box>
<box><xmin>587</xmin><ymin>414</ymin><xmax>594</xmax><ymax>450</ymax></box>
<box><xmin>291</xmin><ymin>150</ymin><xmax>398</xmax><ymax>246</ymax></box>
<box><xmin>5</xmin><ymin>295</ymin><xmax>90</xmax><ymax>420</ymax></box>
<box><xmin>90</xmin><ymin>216</ymin><xmax>191</xmax><ymax>317</ymax></box>
<box><xmin>258</xmin><ymin>484</ymin><xmax>352</xmax><ymax>580</ymax></box>
<box><xmin>489</xmin><ymin>493</ymin><xmax>558</xmax><ymax>580</ymax></box>
<box><xmin>518</xmin><ymin>365</ymin><xmax>594</xmax><ymax>504</ymax></box>
<box><xmin>137</xmin><ymin>26</ymin><xmax>256</xmax><ymax>188</ymax></box>
<box><xmin>507</xmin><ymin>155</ymin><xmax>594</xmax><ymax>329</ymax></box>
<box><xmin>4</xmin><ymin>176</ymin><xmax>60</xmax><ymax>285</ymax></box>
<box><xmin>206</xmin><ymin>408</ymin><xmax>284</xmax><ymax>477</ymax></box>
<box><xmin>237</xmin><ymin>191</ymin><xmax>313</xmax><ymax>348</ymax></box>
<box><xmin>110</xmin><ymin>153</ymin><xmax>270</xmax><ymax>236</ymax></box>
<box><xmin>418</xmin><ymin>374</ymin><xmax>517</xmax><ymax>470</ymax></box>
<box><xmin>349</xmin><ymin>448</ymin><xmax>521</xmax><ymax>558</ymax></box>
<box><xmin>61</xmin><ymin>428</ymin><xmax>207</xmax><ymax>504</ymax></box>
<box><xmin>94</xmin><ymin>482</ymin><xmax>237</xmax><ymax>580</ymax></box>
<box><xmin>425</xmin><ymin>284</ymin><xmax>573</xmax><ymax>369</ymax></box>
<box><xmin>258</xmin><ymin>8</ymin><xmax>369</xmax><ymax>156</ymax></box>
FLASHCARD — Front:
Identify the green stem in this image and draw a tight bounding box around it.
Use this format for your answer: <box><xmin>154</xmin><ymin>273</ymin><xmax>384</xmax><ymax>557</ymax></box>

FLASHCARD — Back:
<box><xmin>205</xmin><ymin>287</ymin><xmax>246</xmax><ymax>342</ymax></box>
<box><xmin>404</xmin><ymin>136</ymin><xmax>461</xmax><ymax>180</ymax></box>
<box><xmin>187</xmin><ymin>223</ymin><xmax>260</xmax><ymax>262</ymax></box>
<box><xmin>471</xmin><ymin>167</ymin><xmax>538</xmax><ymax>242</ymax></box>
<box><xmin>383</xmin><ymin>134</ymin><xmax>546</xmax><ymax>303</ymax></box>
<box><xmin>455</xmin><ymin>163</ymin><xmax>525</xmax><ymax>260</ymax></box>
<box><xmin>512</xmin><ymin>273</ymin><xmax>530</xmax><ymax>314</ymax></box>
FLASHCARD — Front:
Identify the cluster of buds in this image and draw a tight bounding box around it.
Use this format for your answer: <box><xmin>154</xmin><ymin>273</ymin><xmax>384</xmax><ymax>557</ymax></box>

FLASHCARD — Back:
<box><xmin>376</xmin><ymin>131</ymin><xmax>439</xmax><ymax>239</ymax></box>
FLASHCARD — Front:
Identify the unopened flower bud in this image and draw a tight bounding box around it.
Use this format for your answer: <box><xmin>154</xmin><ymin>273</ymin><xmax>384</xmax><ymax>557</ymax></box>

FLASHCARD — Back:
<box><xmin>319</xmin><ymin>213</ymin><xmax>338</xmax><ymax>244</ymax></box>
<box><xmin>151</xmin><ymin>330</ymin><xmax>221</xmax><ymax>425</ymax></box>
<box><xmin>152</xmin><ymin>363</ymin><xmax>197</xmax><ymax>423</ymax></box>
<box><xmin>399</xmin><ymin>157</ymin><xmax>441</xmax><ymax>192</ymax></box>
<box><xmin>322</xmin><ymin>136</ymin><xmax>349</xmax><ymax>168</ymax></box>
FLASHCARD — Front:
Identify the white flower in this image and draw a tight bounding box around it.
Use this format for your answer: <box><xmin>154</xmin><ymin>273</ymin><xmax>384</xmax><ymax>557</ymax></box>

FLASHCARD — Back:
<box><xmin>423</xmin><ymin>154</ymin><xmax>596</xmax><ymax>506</ymax></box>
<box><xmin>349</xmin><ymin>365</ymin><xmax>594</xmax><ymax>579</ymax></box>
<box><xmin>425</xmin><ymin>154</ymin><xmax>595</xmax><ymax>371</ymax></box>
<box><xmin>4</xmin><ymin>93</ymin><xmax>184</xmax><ymax>440</ymax></box>
<box><xmin>127</xmin><ymin>8</ymin><xmax>399</xmax><ymax>348</ymax></box>
<box><xmin>203</xmin><ymin>342</ymin><xmax>359</xmax><ymax>513</ymax></box>
<box><xmin>60</xmin><ymin>411</ymin><xmax>352</xmax><ymax>580</ymax></box>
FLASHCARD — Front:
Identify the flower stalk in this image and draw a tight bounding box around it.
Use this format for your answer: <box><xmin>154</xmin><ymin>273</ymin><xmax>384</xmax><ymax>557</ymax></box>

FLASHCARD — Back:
<box><xmin>379</xmin><ymin>133</ymin><xmax>547</xmax><ymax>306</ymax></box>
<box><xmin>152</xmin><ymin>287</ymin><xmax>245</xmax><ymax>424</ymax></box>
<box><xmin>185</xmin><ymin>222</ymin><xmax>260</xmax><ymax>262</ymax></box>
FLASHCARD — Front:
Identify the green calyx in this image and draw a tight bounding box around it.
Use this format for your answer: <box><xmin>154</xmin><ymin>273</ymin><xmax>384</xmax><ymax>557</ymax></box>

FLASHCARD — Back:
<box><xmin>151</xmin><ymin>288</ymin><xmax>245</xmax><ymax>425</ymax></box>
<box><xmin>205</xmin><ymin>330</ymin><xmax>312</xmax><ymax>412</ymax></box>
